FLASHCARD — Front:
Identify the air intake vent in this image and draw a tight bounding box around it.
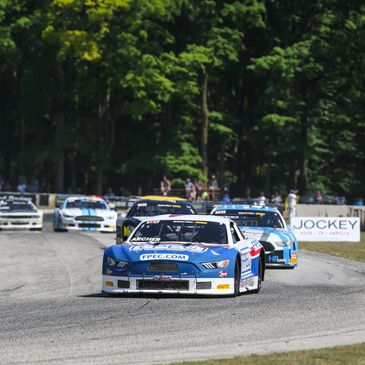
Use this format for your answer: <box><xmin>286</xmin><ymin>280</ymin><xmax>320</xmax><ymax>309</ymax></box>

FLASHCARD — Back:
<box><xmin>196</xmin><ymin>282</ymin><xmax>212</xmax><ymax>290</ymax></box>
<box><xmin>149</xmin><ymin>263</ymin><xmax>178</xmax><ymax>272</ymax></box>
<box><xmin>137</xmin><ymin>280</ymin><xmax>189</xmax><ymax>290</ymax></box>
<box><xmin>117</xmin><ymin>280</ymin><xmax>130</xmax><ymax>288</ymax></box>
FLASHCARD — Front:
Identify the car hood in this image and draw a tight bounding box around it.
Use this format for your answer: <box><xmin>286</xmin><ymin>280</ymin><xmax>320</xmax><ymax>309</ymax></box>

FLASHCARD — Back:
<box><xmin>116</xmin><ymin>215</ymin><xmax>150</xmax><ymax>224</ymax></box>
<box><xmin>61</xmin><ymin>208</ymin><xmax>115</xmax><ymax>217</ymax></box>
<box><xmin>239</xmin><ymin>226</ymin><xmax>295</xmax><ymax>243</ymax></box>
<box><xmin>110</xmin><ymin>242</ymin><xmax>234</xmax><ymax>262</ymax></box>
<box><xmin>0</xmin><ymin>211</ymin><xmax>40</xmax><ymax>216</ymax></box>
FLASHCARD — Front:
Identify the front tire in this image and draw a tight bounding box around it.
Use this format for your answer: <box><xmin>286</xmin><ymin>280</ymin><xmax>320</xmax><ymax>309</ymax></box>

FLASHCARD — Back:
<box><xmin>232</xmin><ymin>261</ymin><xmax>240</xmax><ymax>297</ymax></box>
<box><xmin>53</xmin><ymin>216</ymin><xmax>66</xmax><ymax>232</ymax></box>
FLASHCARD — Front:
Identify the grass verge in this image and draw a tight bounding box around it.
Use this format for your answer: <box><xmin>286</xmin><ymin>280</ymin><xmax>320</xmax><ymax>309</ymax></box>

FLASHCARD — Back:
<box><xmin>175</xmin><ymin>342</ymin><xmax>365</xmax><ymax>365</ymax></box>
<box><xmin>300</xmin><ymin>232</ymin><xmax>365</xmax><ymax>264</ymax></box>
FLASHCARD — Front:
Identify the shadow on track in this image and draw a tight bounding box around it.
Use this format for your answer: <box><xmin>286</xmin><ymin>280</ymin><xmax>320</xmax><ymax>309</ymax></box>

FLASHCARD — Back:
<box><xmin>79</xmin><ymin>292</ymin><xmax>248</xmax><ymax>299</ymax></box>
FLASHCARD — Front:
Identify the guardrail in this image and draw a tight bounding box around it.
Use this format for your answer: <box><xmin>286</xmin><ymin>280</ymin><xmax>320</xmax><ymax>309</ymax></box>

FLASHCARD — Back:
<box><xmin>1</xmin><ymin>191</ymin><xmax>364</xmax><ymax>229</ymax></box>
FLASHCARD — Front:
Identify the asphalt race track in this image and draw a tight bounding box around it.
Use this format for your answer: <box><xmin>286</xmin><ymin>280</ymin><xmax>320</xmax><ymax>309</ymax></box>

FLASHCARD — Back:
<box><xmin>0</xmin><ymin>215</ymin><xmax>365</xmax><ymax>365</ymax></box>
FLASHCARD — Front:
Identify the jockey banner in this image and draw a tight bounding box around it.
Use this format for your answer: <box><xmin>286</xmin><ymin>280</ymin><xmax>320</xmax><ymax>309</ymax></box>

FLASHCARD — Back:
<box><xmin>290</xmin><ymin>217</ymin><xmax>360</xmax><ymax>242</ymax></box>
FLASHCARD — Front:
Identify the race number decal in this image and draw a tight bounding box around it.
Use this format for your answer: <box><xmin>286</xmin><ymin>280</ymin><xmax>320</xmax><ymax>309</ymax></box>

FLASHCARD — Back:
<box><xmin>240</xmin><ymin>251</ymin><xmax>251</xmax><ymax>272</ymax></box>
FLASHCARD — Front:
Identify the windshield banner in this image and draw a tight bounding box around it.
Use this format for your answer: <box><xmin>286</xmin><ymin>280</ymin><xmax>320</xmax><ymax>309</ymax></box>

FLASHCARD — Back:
<box><xmin>290</xmin><ymin>217</ymin><xmax>360</xmax><ymax>242</ymax></box>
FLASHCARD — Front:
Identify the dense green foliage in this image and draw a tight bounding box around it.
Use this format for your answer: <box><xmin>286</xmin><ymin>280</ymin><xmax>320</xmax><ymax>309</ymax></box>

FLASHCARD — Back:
<box><xmin>0</xmin><ymin>0</ymin><xmax>364</xmax><ymax>199</ymax></box>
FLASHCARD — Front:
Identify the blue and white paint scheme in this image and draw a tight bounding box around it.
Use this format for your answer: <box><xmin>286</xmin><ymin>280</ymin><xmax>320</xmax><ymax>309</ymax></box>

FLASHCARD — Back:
<box><xmin>102</xmin><ymin>215</ymin><xmax>265</xmax><ymax>296</ymax></box>
<box><xmin>53</xmin><ymin>196</ymin><xmax>117</xmax><ymax>232</ymax></box>
<box><xmin>211</xmin><ymin>205</ymin><xmax>298</xmax><ymax>269</ymax></box>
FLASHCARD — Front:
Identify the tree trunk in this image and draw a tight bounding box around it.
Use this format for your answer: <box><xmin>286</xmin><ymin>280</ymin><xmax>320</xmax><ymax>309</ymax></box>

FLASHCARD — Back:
<box><xmin>54</xmin><ymin>62</ymin><xmax>65</xmax><ymax>193</ymax></box>
<box><xmin>95</xmin><ymin>87</ymin><xmax>114</xmax><ymax>195</ymax></box>
<box><xmin>298</xmin><ymin>106</ymin><xmax>308</xmax><ymax>193</ymax></box>
<box><xmin>200</xmin><ymin>69</ymin><xmax>209</xmax><ymax>182</ymax></box>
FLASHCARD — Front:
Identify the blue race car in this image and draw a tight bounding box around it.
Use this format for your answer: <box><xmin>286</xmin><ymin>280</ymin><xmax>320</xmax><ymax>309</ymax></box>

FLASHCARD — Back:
<box><xmin>102</xmin><ymin>214</ymin><xmax>265</xmax><ymax>296</ymax></box>
<box><xmin>211</xmin><ymin>205</ymin><xmax>298</xmax><ymax>269</ymax></box>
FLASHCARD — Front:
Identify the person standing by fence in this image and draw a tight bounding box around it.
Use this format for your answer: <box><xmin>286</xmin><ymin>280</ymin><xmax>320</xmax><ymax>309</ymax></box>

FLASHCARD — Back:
<box><xmin>287</xmin><ymin>189</ymin><xmax>297</xmax><ymax>220</ymax></box>
<box><xmin>160</xmin><ymin>175</ymin><xmax>171</xmax><ymax>196</ymax></box>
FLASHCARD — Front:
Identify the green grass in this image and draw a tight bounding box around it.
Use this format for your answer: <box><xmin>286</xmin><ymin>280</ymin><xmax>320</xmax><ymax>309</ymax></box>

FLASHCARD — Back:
<box><xmin>300</xmin><ymin>232</ymin><xmax>365</xmax><ymax>264</ymax></box>
<box><xmin>175</xmin><ymin>342</ymin><xmax>365</xmax><ymax>365</ymax></box>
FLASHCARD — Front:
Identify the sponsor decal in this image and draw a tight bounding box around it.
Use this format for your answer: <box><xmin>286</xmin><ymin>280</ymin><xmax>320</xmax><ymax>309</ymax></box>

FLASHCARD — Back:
<box><xmin>268</xmin><ymin>255</ymin><xmax>285</xmax><ymax>263</ymax></box>
<box><xmin>129</xmin><ymin>244</ymin><xmax>207</xmax><ymax>253</ymax></box>
<box><xmin>106</xmin><ymin>268</ymin><xmax>112</xmax><ymax>275</ymax></box>
<box><xmin>153</xmin><ymin>275</ymin><xmax>172</xmax><ymax>281</ymax></box>
<box><xmin>218</xmin><ymin>270</ymin><xmax>228</xmax><ymax>278</ymax></box>
<box><xmin>140</xmin><ymin>253</ymin><xmax>188</xmax><ymax>261</ymax></box>
<box><xmin>217</xmin><ymin>284</ymin><xmax>230</xmax><ymax>290</ymax></box>
<box><xmin>290</xmin><ymin>217</ymin><xmax>360</xmax><ymax>242</ymax></box>
<box><xmin>291</xmin><ymin>251</ymin><xmax>298</xmax><ymax>259</ymax></box>
<box><xmin>105</xmin><ymin>281</ymin><xmax>114</xmax><ymax>287</ymax></box>
<box><xmin>130</xmin><ymin>237</ymin><xmax>161</xmax><ymax>242</ymax></box>
<box><xmin>240</xmin><ymin>277</ymin><xmax>254</xmax><ymax>288</ymax></box>
<box><xmin>289</xmin><ymin>251</ymin><xmax>298</xmax><ymax>263</ymax></box>
<box><xmin>137</xmin><ymin>203</ymin><xmax>147</xmax><ymax>207</ymax></box>
<box><xmin>214</xmin><ymin>210</ymin><xmax>226</xmax><ymax>215</ymax></box>
<box><xmin>147</xmin><ymin>220</ymin><xmax>159</xmax><ymax>224</ymax></box>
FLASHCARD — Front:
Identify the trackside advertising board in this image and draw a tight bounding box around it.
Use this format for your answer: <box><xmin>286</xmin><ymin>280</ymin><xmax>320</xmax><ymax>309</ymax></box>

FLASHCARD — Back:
<box><xmin>290</xmin><ymin>217</ymin><xmax>360</xmax><ymax>242</ymax></box>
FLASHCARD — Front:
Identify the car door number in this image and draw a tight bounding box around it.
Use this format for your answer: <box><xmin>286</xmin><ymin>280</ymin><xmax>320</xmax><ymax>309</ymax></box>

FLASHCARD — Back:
<box><xmin>241</xmin><ymin>251</ymin><xmax>251</xmax><ymax>272</ymax></box>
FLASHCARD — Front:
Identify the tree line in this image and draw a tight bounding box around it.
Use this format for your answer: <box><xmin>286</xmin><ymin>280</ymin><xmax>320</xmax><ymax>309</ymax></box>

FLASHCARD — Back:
<box><xmin>1</xmin><ymin>0</ymin><xmax>364</xmax><ymax>200</ymax></box>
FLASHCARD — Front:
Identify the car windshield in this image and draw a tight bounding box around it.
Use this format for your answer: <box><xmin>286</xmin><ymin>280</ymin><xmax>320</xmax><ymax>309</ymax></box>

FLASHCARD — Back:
<box><xmin>65</xmin><ymin>199</ymin><xmax>108</xmax><ymax>210</ymax></box>
<box><xmin>129</xmin><ymin>202</ymin><xmax>195</xmax><ymax>217</ymax></box>
<box><xmin>130</xmin><ymin>220</ymin><xmax>228</xmax><ymax>244</ymax></box>
<box><xmin>213</xmin><ymin>209</ymin><xmax>284</xmax><ymax>228</ymax></box>
<box><xmin>0</xmin><ymin>200</ymin><xmax>36</xmax><ymax>212</ymax></box>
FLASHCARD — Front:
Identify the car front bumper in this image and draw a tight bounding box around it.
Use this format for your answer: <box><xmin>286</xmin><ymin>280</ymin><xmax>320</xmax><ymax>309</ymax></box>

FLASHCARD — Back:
<box><xmin>265</xmin><ymin>248</ymin><xmax>298</xmax><ymax>268</ymax></box>
<box><xmin>61</xmin><ymin>219</ymin><xmax>116</xmax><ymax>232</ymax></box>
<box><xmin>0</xmin><ymin>218</ymin><xmax>43</xmax><ymax>230</ymax></box>
<box><xmin>102</xmin><ymin>275</ymin><xmax>235</xmax><ymax>295</ymax></box>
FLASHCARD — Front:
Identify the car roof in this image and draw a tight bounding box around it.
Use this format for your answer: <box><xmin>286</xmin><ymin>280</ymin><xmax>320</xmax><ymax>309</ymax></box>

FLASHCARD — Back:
<box><xmin>65</xmin><ymin>196</ymin><xmax>106</xmax><ymax>202</ymax></box>
<box><xmin>135</xmin><ymin>199</ymin><xmax>192</xmax><ymax>205</ymax></box>
<box><xmin>214</xmin><ymin>204</ymin><xmax>279</xmax><ymax>213</ymax></box>
<box><xmin>0</xmin><ymin>196</ymin><xmax>33</xmax><ymax>203</ymax></box>
<box><xmin>140</xmin><ymin>214</ymin><xmax>231</xmax><ymax>224</ymax></box>
<box><xmin>141</xmin><ymin>195</ymin><xmax>186</xmax><ymax>201</ymax></box>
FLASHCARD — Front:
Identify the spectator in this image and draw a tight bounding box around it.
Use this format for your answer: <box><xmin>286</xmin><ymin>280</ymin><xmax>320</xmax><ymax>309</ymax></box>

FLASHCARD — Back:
<box><xmin>287</xmin><ymin>189</ymin><xmax>297</xmax><ymax>220</ymax></box>
<box><xmin>208</xmin><ymin>174</ymin><xmax>220</xmax><ymax>201</ymax></box>
<box><xmin>201</xmin><ymin>190</ymin><xmax>209</xmax><ymax>201</ymax></box>
<box><xmin>335</xmin><ymin>195</ymin><xmax>346</xmax><ymax>205</ymax></box>
<box><xmin>160</xmin><ymin>175</ymin><xmax>171</xmax><ymax>196</ymax></box>
<box><xmin>315</xmin><ymin>189</ymin><xmax>322</xmax><ymax>204</ymax></box>
<box><xmin>17</xmin><ymin>182</ymin><xmax>27</xmax><ymax>193</ymax></box>
<box><xmin>354</xmin><ymin>197</ymin><xmax>364</xmax><ymax>206</ymax></box>
<box><xmin>272</xmin><ymin>192</ymin><xmax>282</xmax><ymax>204</ymax></box>
<box><xmin>185</xmin><ymin>178</ymin><xmax>196</xmax><ymax>201</ymax></box>
<box><xmin>222</xmin><ymin>185</ymin><xmax>230</xmax><ymax>203</ymax></box>
<box><xmin>257</xmin><ymin>192</ymin><xmax>266</xmax><ymax>206</ymax></box>
<box><xmin>194</xmin><ymin>178</ymin><xmax>204</xmax><ymax>201</ymax></box>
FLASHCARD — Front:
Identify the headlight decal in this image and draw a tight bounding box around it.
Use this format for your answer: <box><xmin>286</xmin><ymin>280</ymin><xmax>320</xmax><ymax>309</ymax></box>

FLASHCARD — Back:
<box><xmin>106</xmin><ymin>256</ymin><xmax>128</xmax><ymax>268</ymax></box>
<box><xmin>201</xmin><ymin>259</ymin><xmax>229</xmax><ymax>269</ymax></box>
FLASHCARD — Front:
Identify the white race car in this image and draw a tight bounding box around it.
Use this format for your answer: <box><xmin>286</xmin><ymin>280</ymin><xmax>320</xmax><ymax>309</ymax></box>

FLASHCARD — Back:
<box><xmin>0</xmin><ymin>197</ymin><xmax>43</xmax><ymax>231</ymax></box>
<box><xmin>211</xmin><ymin>204</ymin><xmax>298</xmax><ymax>268</ymax></box>
<box><xmin>53</xmin><ymin>196</ymin><xmax>117</xmax><ymax>232</ymax></box>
